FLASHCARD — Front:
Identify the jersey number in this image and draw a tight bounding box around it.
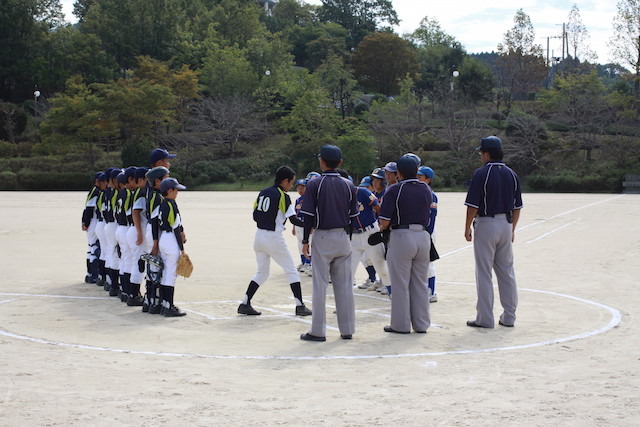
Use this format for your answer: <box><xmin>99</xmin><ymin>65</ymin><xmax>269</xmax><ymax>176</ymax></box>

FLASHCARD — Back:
<box><xmin>256</xmin><ymin>195</ymin><xmax>271</xmax><ymax>212</ymax></box>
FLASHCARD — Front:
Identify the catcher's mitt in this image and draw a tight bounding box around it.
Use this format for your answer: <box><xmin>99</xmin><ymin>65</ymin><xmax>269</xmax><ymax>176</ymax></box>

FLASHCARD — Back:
<box><xmin>177</xmin><ymin>253</ymin><xmax>193</xmax><ymax>278</ymax></box>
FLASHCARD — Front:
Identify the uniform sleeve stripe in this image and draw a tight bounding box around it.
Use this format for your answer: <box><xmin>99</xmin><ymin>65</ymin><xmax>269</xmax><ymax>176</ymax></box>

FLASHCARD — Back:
<box><xmin>300</xmin><ymin>209</ymin><xmax>315</xmax><ymax>216</ymax></box>
<box><xmin>465</xmin><ymin>202</ymin><xmax>479</xmax><ymax>208</ymax></box>
<box><xmin>378</xmin><ymin>215</ymin><xmax>392</xmax><ymax>221</ymax></box>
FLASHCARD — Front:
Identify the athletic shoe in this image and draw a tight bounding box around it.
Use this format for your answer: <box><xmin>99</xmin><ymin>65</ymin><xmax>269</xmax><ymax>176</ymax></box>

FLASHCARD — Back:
<box><xmin>358</xmin><ymin>280</ymin><xmax>373</xmax><ymax>289</ymax></box>
<box><xmin>109</xmin><ymin>286</ymin><xmax>119</xmax><ymax>297</ymax></box>
<box><xmin>366</xmin><ymin>282</ymin><xmax>377</xmax><ymax>291</ymax></box>
<box><xmin>237</xmin><ymin>303</ymin><xmax>261</xmax><ymax>315</ymax></box>
<box><xmin>295</xmin><ymin>304</ymin><xmax>312</xmax><ymax>316</ymax></box>
<box><xmin>429</xmin><ymin>294</ymin><xmax>438</xmax><ymax>303</ymax></box>
<box><xmin>297</xmin><ymin>263</ymin><xmax>305</xmax><ymax>272</ymax></box>
<box><xmin>380</xmin><ymin>286</ymin><xmax>389</xmax><ymax>296</ymax></box>
<box><xmin>164</xmin><ymin>305</ymin><xmax>187</xmax><ymax>317</ymax></box>
<box><xmin>303</xmin><ymin>264</ymin><xmax>313</xmax><ymax>276</ymax></box>
<box><xmin>300</xmin><ymin>333</ymin><xmax>326</xmax><ymax>342</ymax></box>
<box><xmin>148</xmin><ymin>304</ymin><xmax>162</xmax><ymax>315</ymax></box>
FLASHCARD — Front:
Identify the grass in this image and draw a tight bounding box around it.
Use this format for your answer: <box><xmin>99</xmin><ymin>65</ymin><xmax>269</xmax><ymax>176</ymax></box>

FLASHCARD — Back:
<box><xmin>191</xmin><ymin>179</ymin><xmax>273</xmax><ymax>191</ymax></box>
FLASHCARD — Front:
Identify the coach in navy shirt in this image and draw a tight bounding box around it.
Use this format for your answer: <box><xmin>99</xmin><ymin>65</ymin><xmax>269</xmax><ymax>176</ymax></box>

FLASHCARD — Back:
<box><xmin>300</xmin><ymin>145</ymin><xmax>358</xmax><ymax>341</ymax></box>
<box><xmin>379</xmin><ymin>154</ymin><xmax>433</xmax><ymax>334</ymax></box>
<box><xmin>464</xmin><ymin>136</ymin><xmax>523</xmax><ymax>329</ymax></box>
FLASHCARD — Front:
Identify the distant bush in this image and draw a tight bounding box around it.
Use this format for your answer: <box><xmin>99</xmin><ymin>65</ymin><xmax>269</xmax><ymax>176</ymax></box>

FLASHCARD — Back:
<box><xmin>17</xmin><ymin>170</ymin><xmax>93</xmax><ymax>190</ymax></box>
<box><xmin>0</xmin><ymin>171</ymin><xmax>18</xmax><ymax>190</ymax></box>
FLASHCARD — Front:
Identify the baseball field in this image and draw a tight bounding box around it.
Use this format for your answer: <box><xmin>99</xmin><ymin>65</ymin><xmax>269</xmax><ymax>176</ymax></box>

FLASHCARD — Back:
<box><xmin>1</xmin><ymin>191</ymin><xmax>638</xmax><ymax>425</ymax></box>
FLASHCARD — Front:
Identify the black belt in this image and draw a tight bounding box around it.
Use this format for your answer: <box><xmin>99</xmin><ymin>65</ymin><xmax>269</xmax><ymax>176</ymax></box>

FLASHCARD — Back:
<box><xmin>391</xmin><ymin>224</ymin><xmax>427</xmax><ymax>230</ymax></box>
<box><xmin>478</xmin><ymin>214</ymin><xmax>495</xmax><ymax>217</ymax></box>
<box><xmin>353</xmin><ymin>224</ymin><xmax>375</xmax><ymax>234</ymax></box>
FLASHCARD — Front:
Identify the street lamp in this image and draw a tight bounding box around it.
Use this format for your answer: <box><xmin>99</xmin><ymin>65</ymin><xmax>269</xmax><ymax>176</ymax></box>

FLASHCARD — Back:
<box><xmin>450</xmin><ymin>70</ymin><xmax>459</xmax><ymax>92</ymax></box>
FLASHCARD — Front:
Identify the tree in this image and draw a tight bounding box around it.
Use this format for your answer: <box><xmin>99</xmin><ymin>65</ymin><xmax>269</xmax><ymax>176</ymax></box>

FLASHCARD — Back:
<box><xmin>319</xmin><ymin>0</ymin><xmax>399</xmax><ymax>49</ymax></box>
<box><xmin>567</xmin><ymin>3</ymin><xmax>597</xmax><ymax>63</ymax></box>
<box><xmin>351</xmin><ymin>32</ymin><xmax>418</xmax><ymax>96</ymax></box>
<box><xmin>496</xmin><ymin>9</ymin><xmax>547</xmax><ymax>108</ymax></box>
<box><xmin>406</xmin><ymin>16</ymin><xmax>457</xmax><ymax>48</ymax></box>
<box><xmin>457</xmin><ymin>57</ymin><xmax>494</xmax><ymax>104</ymax></box>
<box><xmin>314</xmin><ymin>55</ymin><xmax>358</xmax><ymax>118</ymax></box>
<box><xmin>610</xmin><ymin>0</ymin><xmax>640</xmax><ymax>98</ymax></box>
<box><xmin>200</xmin><ymin>45</ymin><xmax>257</xmax><ymax>97</ymax></box>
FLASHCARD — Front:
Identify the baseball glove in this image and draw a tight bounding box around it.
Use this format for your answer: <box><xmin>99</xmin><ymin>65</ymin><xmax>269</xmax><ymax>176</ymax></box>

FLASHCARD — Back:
<box><xmin>177</xmin><ymin>253</ymin><xmax>193</xmax><ymax>278</ymax></box>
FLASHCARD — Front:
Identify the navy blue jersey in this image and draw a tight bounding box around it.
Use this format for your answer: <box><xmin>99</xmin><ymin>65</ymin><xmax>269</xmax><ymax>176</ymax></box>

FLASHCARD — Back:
<box><xmin>465</xmin><ymin>162</ymin><xmax>523</xmax><ymax>216</ymax></box>
<box><xmin>300</xmin><ymin>171</ymin><xmax>358</xmax><ymax>229</ymax></box>
<box><xmin>294</xmin><ymin>195</ymin><xmax>305</xmax><ymax>222</ymax></box>
<box><xmin>379</xmin><ymin>179</ymin><xmax>433</xmax><ymax>228</ymax></box>
<box><xmin>353</xmin><ymin>187</ymin><xmax>379</xmax><ymax>229</ymax></box>
<box><xmin>102</xmin><ymin>187</ymin><xmax>117</xmax><ymax>223</ymax></box>
<box><xmin>253</xmin><ymin>185</ymin><xmax>296</xmax><ymax>231</ymax></box>
<box><xmin>115</xmin><ymin>188</ymin><xmax>132</xmax><ymax>226</ymax></box>
<box><xmin>427</xmin><ymin>191</ymin><xmax>438</xmax><ymax>235</ymax></box>
<box><xmin>158</xmin><ymin>198</ymin><xmax>184</xmax><ymax>250</ymax></box>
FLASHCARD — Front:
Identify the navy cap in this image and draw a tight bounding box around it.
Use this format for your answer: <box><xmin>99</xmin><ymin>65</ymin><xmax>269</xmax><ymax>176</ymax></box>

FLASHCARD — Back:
<box><xmin>95</xmin><ymin>172</ymin><xmax>107</xmax><ymax>182</ymax></box>
<box><xmin>146</xmin><ymin>166</ymin><xmax>169</xmax><ymax>184</ymax></box>
<box><xmin>134</xmin><ymin>167</ymin><xmax>149</xmax><ymax>180</ymax></box>
<box><xmin>116</xmin><ymin>171</ymin><xmax>127</xmax><ymax>184</ymax></box>
<box><xmin>404</xmin><ymin>153</ymin><xmax>421</xmax><ymax>165</ymax></box>
<box><xmin>123</xmin><ymin>166</ymin><xmax>137</xmax><ymax>181</ymax></box>
<box><xmin>149</xmin><ymin>148</ymin><xmax>176</xmax><ymax>165</ymax></box>
<box><xmin>417</xmin><ymin>166</ymin><xmax>434</xmax><ymax>179</ymax></box>
<box><xmin>318</xmin><ymin>145</ymin><xmax>342</xmax><ymax>162</ymax></box>
<box><xmin>359</xmin><ymin>176</ymin><xmax>372</xmax><ymax>187</ymax></box>
<box><xmin>396</xmin><ymin>155</ymin><xmax>419</xmax><ymax>177</ymax></box>
<box><xmin>104</xmin><ymin>167</ymin><xmax>114</xmax><ymax>178</ymax></box>
<box><xmin>295</xmin><ymin>178</ymin><xmax>306</xmax><ymax>187</ymax></box>
<box><xmin>109</xmin><ymin>168</ymin><xmax>122</xmax><ymax>180</ymax></box>
<box><xmin>160</xmin><ymin>177</ymin><xmax>186</xmax><ymax>193</ymax></box>
<box><xmin>477</xmin><ymin>136</ymin><xmax>502</xmax><ymax>151</ymax></box>
<box><xmin>384</xmin><ymin>162</ymin><xmax>398</xmax><ymax>173</ymax></box>
<box><xmin>371</xmin><ymin>168</ymin><xmax>385</xmax><ymax>179</ymax></box>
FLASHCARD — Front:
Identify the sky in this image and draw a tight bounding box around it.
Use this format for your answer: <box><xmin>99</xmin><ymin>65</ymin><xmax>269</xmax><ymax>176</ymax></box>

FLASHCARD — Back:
<box><xmin>59</xmin><ymin>0</ymin><xmax>620</xmax><ymax>64</ymax></box>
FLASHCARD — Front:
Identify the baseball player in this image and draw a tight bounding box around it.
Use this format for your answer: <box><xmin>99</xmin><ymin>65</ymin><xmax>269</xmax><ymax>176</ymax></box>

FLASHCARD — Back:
<box><xmin>350</xmin><ymin>176</ymin><xmax>391</xmax><ymax>297</ymax></box>
<box><xmin>103</xmin><ymin>168</ymin><xmax>123</xmax><ymax>296</ymax></box>
<box><xmin>115</xmin><ymin>167</ymin><xmax>136</xmax><ymax>302</ymax></box>
<box><xmin>143</xmin><ymin>166</ymin><xmax>169</xmax><ymax>313</ymax></box>
<box><xmin>158</xmin><ymin>177</ymin><xmax>188</xmax><ymax>317</ymax></box>
<box><xmin>292</xmin><ymin>178</ymin><xmax>311</xmax><ymax>275</ymax></box>
<box><xmin>238</xmin><ymin>166</ymin><xmax>312</xmax><ymax>317</ymax></box>
<box><xmin>384</xmin><ymin>161</ymin><xmax>398</xmax><ymax>186</ymax></box>
<box><xmin>93</xmin><ymin>171</ymin><xmax>110</xmax><ymax>287</ymax></box>
<box><xmin>379</xmin><ymin>154</ymin><xmax>433</xmax><ymax>334</ymax></box>
<box><xmin>300</xmin><ymin>145</ymin><xmax>358</xmax><ymax>341</ymax></box>
<box><xmin>81</xmin><ymin>172</ymin><xmax>104</xmax><ymax>284</ymax></box>
<box><xmin>417</xmin><ymin>166</ymin><xmax>439</xmax><ymax>303</ymax></box>
<box><xmin>149</xmin><ymin>148</ymin><xmax>176</xmax><ymax>169</ymax></box>
<box><xmin>124</xmin><ymin>167</ymin><xmax>149</xmax><ymax>306</ymax></box>
<box><xmin>465</xmin><ymin>136</ymin><xmax>523</xmax><ymax>328</ymax></box>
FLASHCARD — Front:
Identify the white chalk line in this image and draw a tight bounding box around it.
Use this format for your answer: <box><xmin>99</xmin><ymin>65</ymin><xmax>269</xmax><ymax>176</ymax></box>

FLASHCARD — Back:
<box><xmin>0</xmin><ymin>287</ymin><xmax>622</xmax><ymax>360</ymax></box>
<box><xmin>525</xmin><ymin>221</ymin><xmax>576</xmax><ymax>244</ymax></box>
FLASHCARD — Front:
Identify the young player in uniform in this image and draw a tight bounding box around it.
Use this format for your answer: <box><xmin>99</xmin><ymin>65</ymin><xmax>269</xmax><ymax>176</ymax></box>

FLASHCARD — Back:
<box><xmin>104</xmin><ymin>168</ymin><xmax>123</xmax><ymax>296</ymax></box>
<box><xmin>238</xmin><ymin>166</ymin><xmax>312</xmax><ymax>317</ymax></box>
<box><xmin>158</xmin><ymin>177</ymin><xmax>188</xmax><ymax>317</ymax></box>
<box><xmin>384</xmin><ymin>162</ymin><xmax>398</xmax><ymax>186</ymax></box>
<box><xmin>115</xmin><ymin>168</ymin><xmax>136</xmax><ymax>302</ymax></box>
<box><xmin>417</xmin><ymin>166</ymin><xmax>439</xmax><ymax>303</ymax></box>
<box><xmin>125</xmin><ymin>167</ymin><xmax>149</xmax><ymax>306</ymax></box>
<box><xmin>81</xmin><ymin>172</ymin><xmax>104</xmax><ymax>284</ymax></box>
<box><xmin>143</xmin><ymin>166</ymin><xmax>169</xmax><ymax>313</ymax></box>
<box><xmin>93</xmin><ymin>171</ymin><xmax>109</xmax><ymax>287</ymax></box>
<box><xmin>292</xmin><ymin>178</ymin><xmax>311</xmax><ymax>275</ymax></box>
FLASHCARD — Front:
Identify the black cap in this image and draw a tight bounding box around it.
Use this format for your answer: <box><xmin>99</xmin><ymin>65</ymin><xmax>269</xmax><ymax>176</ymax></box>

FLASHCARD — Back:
<box><xmin>318</xmin><ymin>145</ymin><xmax>342</xmax><ymax>162</ymax></box>
<box><xmin>109</xmin><ymin>168</ymin><xmax>122</xmax><ymax>180</ymax></box>
<box><xmin>123</xmin><ymin>166</ymin><xmax>137</xmax><ymax>182</ymax></box>
<box><xmin>396</xmin><ymin>154</ymin><xmax>419</xmax><ymax>177</ymax></box>
<box><xmin>477</xmin><ymin>136</ymin><xmax>502</xmax><ymax>151</ymax></box>
<box><xmin>134</xmin><ymin>167</ymin><xmax>149</xmax><ymax>180</ymax></box>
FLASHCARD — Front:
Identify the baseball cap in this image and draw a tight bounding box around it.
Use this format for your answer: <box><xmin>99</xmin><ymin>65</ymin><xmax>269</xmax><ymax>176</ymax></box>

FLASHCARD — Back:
<box><xmin>95</xmin><ymin>172</ymin><xmax>106</xmax><ymax>181</ymax></box>
<box><xmin>404</xmin><ymin>153</ymin><xmax>421</xmax><ymax>165</ymax></box>
<box><xmin>109</xmin><ymin>168</ymin><xmax>122</xmax><ymax>180</ymax></box>
<box><xmin>134</xmin><ymin>167</ymin><xmax>149</xmax><ymax>180</ymax></box>
<box><xmin>160</xmin><ymin>177</ymin><xmax>186</xmax><ymax>193</ymax></box>
<box><xmin>384</xmin><ymin>162</ymin><xmax>398</xmax><ymax>173</ymax></box>
<box><xmin>477</xmin><ymin>136</ymin><xmax>502</xmax><ymax>151</ymax></box>
<box><xmin>396</xmin><ymin>155</ymin><xmax>419</xmax><ymax>177</ymax></box>
<box><xmin>359</xmin><ymin>176</ymin><xmax>372</xmax><ymax>187</ymax></box>
<box><xmin>370</xmin><ymin>168</ymin><xmax>385</xmax><ymax>179</ymax></box>
<box><xmin>306</xmin><ymin>172</ymin><xmax>321</xmax><ymax>181</ymax></box>
<box><xmin>417</xmin><ymin>166</ymin><xmax>434</xmax><ymax>179</ymax></box>
<box><xmin>116</xmin><ymin>171</ymin><xmax>127</xmax><ymax>184</ymax></box>
<box><xmin>123</xmin><ymin>166</ymin><xmax>137</xmax><ymax>181</ymax></box>
<box><xmin>149</xmin><ymin>148</ymin><xmax>176</xmax><ymax>165</ymax></box>
<box><xmin>318</xmin><ymin>145</ymin><xmax>342</xmax><ymax>162</ymax></box>
<box><xmin>295</xmin><ymin>178</ymin><xmax>306</xmax><ymax>187</ymax></box>
<box><xmin>146</xmin><ymin>166</ymin><xmax>169</xmax><ymax>183</ymax></box>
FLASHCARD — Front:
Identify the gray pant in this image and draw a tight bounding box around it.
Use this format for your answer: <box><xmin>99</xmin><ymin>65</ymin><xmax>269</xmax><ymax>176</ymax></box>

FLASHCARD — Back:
<box><xmin>473</xmin><ymin>215</ymin><xmax>518</xmax><ymax>327</ymax></box>
<box><xmin>386</xmin><ymin>227</ymin><xmax>431</xmax><ymax>333</ymax></box>
<box><xmin>308</xmin><ymin>228</ymin><xmax>355</xmax><ymax>337</ymax></box>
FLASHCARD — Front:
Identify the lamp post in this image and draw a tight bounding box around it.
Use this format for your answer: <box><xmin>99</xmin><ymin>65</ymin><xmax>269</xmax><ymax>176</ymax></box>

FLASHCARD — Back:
<box><xmin>34</xmin><ymin>90</ymin><xmax>41</xmax><ymax>118</ymax></box>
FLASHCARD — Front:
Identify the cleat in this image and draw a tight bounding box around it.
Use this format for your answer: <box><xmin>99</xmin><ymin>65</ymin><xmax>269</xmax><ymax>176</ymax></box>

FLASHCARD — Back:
<box><xmin>429</xmin><ymin>294</ymin><xmax>438</xmax><ymax>303</ymax></box>
<box><xmin>358</xmin><ymin>280</ymin><xmax>373</xmax><ymax>289</ymax></box>
<box><xmin>148</xmin><ymin>304</ymin><xmax>162</xmax><ymax>314</ymax></box>
<box><xmin>380</xmin><ymin>286</ymin><xmax>389</xmax><ymax>295</ymax></box>
<box><xmin>295</xmin><ymin>305</ymin><xmax>312</xmax><ymax>316</ymax></box>
<box><xmin>296</xmin><ymin>263</ymin><xmax>304</xmax><ymax>272</ymax></box>
<box><xmin>109</xmin><ymin>286</ymin><xmax>119</xmax><ymax>297</ymax></box>
<box><xmin>300</xmin><ymin>333</ymin><xmax>326</xmax><ymax>342</ymax></box>
<box><xmin>237</xmin><ymin>304</ymin><xmax>261</xmax><ymax>315</ymax></box>
<box><xmin>164</xmin><ymin>305</ymin><xmax>187</xmax><ymax>317</ymax></box>
<box><xmin>127</xmin><ymin>295</ymin><xmax>144</xmax><ymax>307</ymax></box>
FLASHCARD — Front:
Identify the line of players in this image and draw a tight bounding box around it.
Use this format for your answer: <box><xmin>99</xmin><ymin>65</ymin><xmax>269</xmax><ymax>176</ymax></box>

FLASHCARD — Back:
<box><xmin>81</xmin><ymin>149</ymin><xmax>189</xmax><ymax>317</ymax></box>
<box><xmin>290</xmin><ymin>162</ymin><xmax>438</xmax><ymax>302</ymax></box>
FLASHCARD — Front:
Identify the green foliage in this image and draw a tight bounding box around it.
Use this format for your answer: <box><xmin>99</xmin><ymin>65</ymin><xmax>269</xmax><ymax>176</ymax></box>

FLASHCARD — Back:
<box><xmin>336</xmin><ymin>119</ymin><xmax>377</xmax><ymax>178</ymax></box>
<box><xmin>201</xmin><ymin>46</ymin><xmax>258</xmax><ymax>97</ymax></box>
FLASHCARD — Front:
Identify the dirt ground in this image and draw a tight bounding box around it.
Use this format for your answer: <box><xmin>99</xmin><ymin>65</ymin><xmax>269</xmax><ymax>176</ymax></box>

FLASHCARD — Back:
<box><xmin>0</xmin><ymin>191</ymin><xmax>638</xmax><ymax>426</ymax></box>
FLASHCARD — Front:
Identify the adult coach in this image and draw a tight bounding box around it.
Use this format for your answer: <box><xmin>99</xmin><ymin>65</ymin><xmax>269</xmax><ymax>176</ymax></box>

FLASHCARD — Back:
<box><xmin>464</xmin><ymin>136</ymin><xmax>523</xmax><ymax>328</ymax></box>
<box><xmin>378</xmin><ymin>155</ymin><xmax>433</xmax><ymax>334</ymax></box>
<box><xmin>300</xmin><ymin>145</ymin><xmax>358</xmax><ymax>341</ymax></box>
